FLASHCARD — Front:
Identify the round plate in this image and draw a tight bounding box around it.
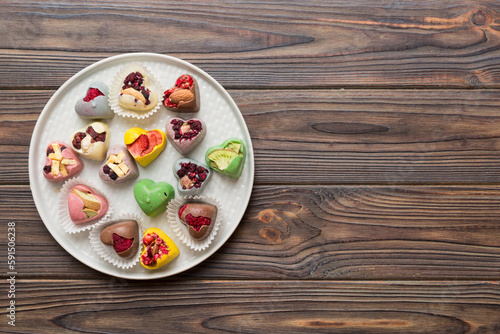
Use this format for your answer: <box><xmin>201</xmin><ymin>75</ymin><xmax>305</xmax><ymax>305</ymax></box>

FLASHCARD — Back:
<box><xmin>29</xmin><ymin>53</ymin><xmax>254</xmax><ymax>279</ymax></box>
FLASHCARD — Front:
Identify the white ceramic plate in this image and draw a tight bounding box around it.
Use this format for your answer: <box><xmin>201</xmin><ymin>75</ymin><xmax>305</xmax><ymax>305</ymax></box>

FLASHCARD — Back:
<box><xmin>29</xmin><ymin>53</ymin><xmax>254</xmax><ymax>279</ymax></box>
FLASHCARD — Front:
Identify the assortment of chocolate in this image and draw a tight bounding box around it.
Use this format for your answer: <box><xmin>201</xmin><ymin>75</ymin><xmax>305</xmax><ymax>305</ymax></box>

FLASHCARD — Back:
<box><xmin>45</xmin><ymin>65</ymin><xmax>247</xmax><ymax>271</ymax></box>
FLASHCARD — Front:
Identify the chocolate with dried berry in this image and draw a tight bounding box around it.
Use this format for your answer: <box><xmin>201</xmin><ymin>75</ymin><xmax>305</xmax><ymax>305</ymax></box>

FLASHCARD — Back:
<box><xmin>205</xmin><ymin>138</ymin><xmax>246</xmax><ymax>178</ymax></box>
<box><xmin>178</xmin><ymin>202</ymin><xmax>218</xmax><ymax>241</ymax></box>
<box><xmin>43</xmin><ymin>141</ymin><xmax>83</xmax><ymax>182</ymax></box>
<box><xmin>75</xmin><ymin>81</ymin><xmax>114</xmax><ymax>119</ymax></box>
<box><xmin>124</xmin><ymin>127</ymin><xmax>166</xmax><ymax>167</ymax></box>
<box><xmin>99</xmin><ymin>145</ymin><xmax>139</xmax><ymax>184</ymax></box>
<box><xmin>173</xmin><ymin>158</ymin><xmax>212</xmax><ymax>196</ymax></box>
<box><xmin>70</xmin><ymin>121</ymin><xmax>110</xmax><ymax>161</ymax></box>
<box><xmin>140</xmin><ymin>227</ymin><xmax>179</xmax><ymax>270</ymax></box>
<box><xmin>165</xmin><ymin>117</ymin><xmax>206</xmax><ymax>155</ymax></box>
<box><xmin>163</xmin><ymin>74</ymin><xmax>200</xmax><ymax>112</ymax></box>
<box><xmin>118</xmin><ymin>70</ymin><xmax>158</xmax><ymax>112</ymax></box>
<box><xmin>99</xmin><ymin>220</ymin><xmax>139</xmax><ymax>258</ymax></box>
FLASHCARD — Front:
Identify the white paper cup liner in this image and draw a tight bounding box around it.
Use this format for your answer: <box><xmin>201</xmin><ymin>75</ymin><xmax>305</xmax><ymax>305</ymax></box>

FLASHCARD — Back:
<box><xmin>166</xmin><ymin>196</ymin><xmax>223</xmax><ymax>251</ymax></box>
<box><xmin>58</xmin><ymin>177</ymin><xmax>113</xmax><ymax>234</ymax></box>
<box><xmin>108</xmin><ymin>63</ymin><xmax>163</xmax><ymax>119</ymax></box>
<box><xmin>89</xmin><ymin>213</ymin><xmax>144</xmax><ymax>269</ymax></box>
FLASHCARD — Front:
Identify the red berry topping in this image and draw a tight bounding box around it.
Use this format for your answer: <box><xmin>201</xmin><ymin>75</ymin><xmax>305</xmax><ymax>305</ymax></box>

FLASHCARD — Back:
<box><xmin>112</xmin><ymin>233</ymin><xmax>134</xmax><ymax>253</ymax></box>
<box><xmin>122</xmin><ymin>72</ymin><xmax>151</xmax><ymax>105</ymax></box>
<box><xmin>178</xmin><ymin>204</ymin><xmax>188</xmax><ymax>218</ymax></box>
<box><xmin>176</xmin><ymin>162</ymin><xmax>209</xmax><ymax>189</ymax></box>
<box><xmin>83</xmin><ymin>88</ymin><xmax>104</xmax><ymax>102</ymax></box>
<box><xmin>170</xmin><ymin>119</ymin><xmax>202</xmax><ymax>142</ymax></box>
<box><xmin>72</xmin><ymin>132</ymin><xmax>87</xmax><ymax>150</ymax></box>
<box><xmin>185</xmin><ymin>214</ymin><xmax>211</xmax><ymax>232</ymax></box>
<box><xmin>86</xmin><ymin>126</ymin><xmax>106</xmax><ymax>142</ymax></box>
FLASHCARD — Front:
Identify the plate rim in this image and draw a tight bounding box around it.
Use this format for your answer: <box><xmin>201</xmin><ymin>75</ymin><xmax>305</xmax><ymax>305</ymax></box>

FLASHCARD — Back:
<box><xmin>29</xmin><ymin>52</ymin><xmax>254</xmax><ymax>280</ymax></box>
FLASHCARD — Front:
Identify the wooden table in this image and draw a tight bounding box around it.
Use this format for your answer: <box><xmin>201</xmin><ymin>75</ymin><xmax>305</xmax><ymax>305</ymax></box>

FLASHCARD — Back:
<box><xmin>2</xmin><ymin>1</ymin><xmax>500</xmax><ymax>332</ymax></box>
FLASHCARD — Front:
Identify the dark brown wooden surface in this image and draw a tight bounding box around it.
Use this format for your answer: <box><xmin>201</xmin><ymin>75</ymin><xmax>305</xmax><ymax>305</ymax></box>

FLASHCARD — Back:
<box><xmin>1</xmin><ymin>0</ymin><xmax>500</xmax><ymax>333</ymax></box>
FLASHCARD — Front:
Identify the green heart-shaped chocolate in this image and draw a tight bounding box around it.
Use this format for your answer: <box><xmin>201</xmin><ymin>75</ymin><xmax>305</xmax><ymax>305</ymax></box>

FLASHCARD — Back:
<box><xmin>133</xmin><ymin>179</ymin><xmax>175</xmax><ymax>217</ymax></box>
<box><xmin>205</xmin><ymin>138</ymin><xmax>246</xmax><ymax>179</ymax></box>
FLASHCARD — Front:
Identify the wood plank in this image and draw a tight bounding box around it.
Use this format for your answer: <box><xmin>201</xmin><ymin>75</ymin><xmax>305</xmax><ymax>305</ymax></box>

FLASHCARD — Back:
<box><xmin>4</xmin><ymin>185</ymin><xmax>500</xmax><ymax>279</ymax></box>
<box><xmin>1</xmin><ymin>280</ymin><xmax>499</xmax><ymax>333</ymax></box>
<box><xmin>5</xmin><ymin>89</ymin><xmax>500</xmax><ymax>185</ymax></box>
<box><xmin>1</xmin><ymin>0</ymin><xmax>499</xmax><ymax>88</ymax></box>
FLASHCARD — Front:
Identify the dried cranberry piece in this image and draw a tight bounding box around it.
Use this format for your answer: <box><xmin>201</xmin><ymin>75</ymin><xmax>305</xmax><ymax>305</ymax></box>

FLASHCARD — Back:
<box><xmin>109</xmin><ymin>170</ymin><xmax>118</xmax><ymax>180</ymax></box>
<box><xmin>46</xmin><ymin>147</ymin><xmax>54</xmax><ymax>156</ymax></box>
<box><xmin>102</xmin><ymin>165</ymin><xmax>110</xmax><ymax>174</ymax></box>
<box><xmin>86</xmin><ymin>126</ymin><xmax>106</xmax><ymax>142</ymax></box>
<box><xmin>43</xmin><ymin>165</ymin><xmax>51</xmax><ymax>174</ymax></box>
<box><xmin>72</xmin><ymin>132</ymin><xmax>87</xmax><ymax>150</ymax></box>
<box><xmin>83</xmin><ymin>88</ymin><xmax>104</xmax><ymax>102</ymax></box>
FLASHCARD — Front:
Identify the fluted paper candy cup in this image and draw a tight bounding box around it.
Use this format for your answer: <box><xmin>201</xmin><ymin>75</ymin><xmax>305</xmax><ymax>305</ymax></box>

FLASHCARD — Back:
<box><xmin>89</xmin><ymin>213</ymin><xmax>144</xmax><ymax>269</ymax></box>
<box><xmin>109</xmin><ymin>63</ymin><xmax>163</xmax><ymax>119</ymax></box>
<box><xmin>167</xmin><ymin>196</ymin><xmax>222</xmax><ymax>251</ymax></box>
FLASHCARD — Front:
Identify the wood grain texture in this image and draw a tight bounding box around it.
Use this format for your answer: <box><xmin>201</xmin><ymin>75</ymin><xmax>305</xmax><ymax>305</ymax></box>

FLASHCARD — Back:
<box><xmin>0</xmin><ymin>0</ymin><xmax>499</xmax><ymax>88</ymax></box>
<box><xmin>0</xmin><ymin>280</ymin><xmax>498</xmax><ymax>333</ymax></box>
<box><xmin>3</xmin><ymin>185</ymin><xmax>500</xmax><ymax>280</ymax></box>
<box><xmin>4</xmin><ymin>89</ymin><xmax>500</xmax><ymax>185</ymax></box>
<box><xmin>3</xmin><ymin>1</ymin><xmax>500</xmax><ymax>332</ymax></box>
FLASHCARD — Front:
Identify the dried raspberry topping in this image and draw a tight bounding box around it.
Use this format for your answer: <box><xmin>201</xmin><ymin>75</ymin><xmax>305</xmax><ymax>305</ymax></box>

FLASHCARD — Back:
<box><xmin>83</xmin><ymin>88</ymin><xmax>104</xmax><ymax>102</ymax></box>
<box><xmin>170</xmin><ymin>119</ymin><xmax>202</xmax><ymax>141</ymax></box>
<box><xmin>176</xmin><ymin>162</ymin><xmax>209</xmax><ymax>189</ymax></box>
<box><xmin>176</xmin><ymin>75</ymin><xmax>194</xmax><ymax>89</ymax></box>
<box><xmin>123</xmin><ymin>72</ymin><xmax>144</xmax><ymax>90</ymax></box>
<box><xmin>112</xmin><ymin>233</ymin><xmax>134</xmax><ymax>253</ymax></box>
<box><xmin>122</xmin><ymin>71</ymin><xmax>151</xmax><ymax>105</ymax></box>
<box><xmin>43</xmin><ymin>165</ymin><xmax>51</xmax><ymax>174</ymax></box>
<box><xmin>72</xmin><ymin>132</ymin><xmax>87</xmax><ymax>150</ymax></box>
<box><xmin>163</xmin><ymin>75</ymin><xmax>194</xmax><ymax>108</ymax></box>
<box><xmin>140</xmin><ymin>233</ymin><xmax>169</xmax><ymax>266</ymax></box>
<box><xmin>185</xmin><ymin>214</ymin><xmax>211</xmax><ymax>232</ymax></box>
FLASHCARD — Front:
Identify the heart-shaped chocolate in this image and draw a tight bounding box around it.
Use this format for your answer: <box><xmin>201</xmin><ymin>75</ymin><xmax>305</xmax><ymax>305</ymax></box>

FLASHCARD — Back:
<box><xmin>140</xmin><ymin>227</ymin><xmax>179</xmax><ymax>269</ymax></box>
<box><xmin>100</xmin><ymin>220</ymin><xmax>139</xmax><ymax>258</ymax></box>
<box><xmin>178</xmin><ymin>202</ymin><xmax>217</xmax><ymax>240</ymax></box>
<box><xmin>205</xmin><ymin>138</ymin><xmax>246</xmax><ymax>178</ymax></box>
<box><xmin>133</xmin><ymin>179</ymin><xmax>175</xmax><ymax>217</ymax></box>
<box><xmin>99</xmin><ymin>145</ymin><xmax>139</xmax><ymax>184</ymax></box>
<box><xmin>75</xmin><ymin>81</ymin><xmax>114</xmax><ymax>119</ymax></box>
<box><xmin>70</xmin><ymin>121</ymin><xmax>110</xmax><ymax>161</ymax></box>
<box><xmin>173</xmin><ymin>158</ymin><xmax>212</xmax><ymax>196</ymax></box>
<box><xmin>124</xmin><ymin>127</ymin><xmax>166</xmax><ymax>167</ymax></box>
<box><xmin>165</xmin><ymin>117</ymin><xmax>206</xmax><ymax>155</ymax></box>
<box><xmin>163</xmin><ymin>74</ymin><xmax>200</xmax><ymax>112</ymax></box>
<box><xmin>68</xmin><ymin>184</ymin><xmax>108</xmax><ymax>224</ymax></box>
<box><xmin>118</xmin><ymin>70</ymin><xmax>158</xmax><ymax>111</ymax></box>
<box><xmin>43</xmin><ymin>141</ymin><xmax>84</xmax><ymax>182</ymax></box>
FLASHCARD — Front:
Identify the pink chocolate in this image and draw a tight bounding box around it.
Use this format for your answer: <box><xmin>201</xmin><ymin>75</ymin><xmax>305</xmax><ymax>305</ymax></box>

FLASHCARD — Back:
<box><xmin>67</xmin><ymin>184</ymin><xmax>108</xmax><ymax>224</ymax></box>
<box><xmin>43</xmin><ymin>141</ymin><xmax>83</xmax><ymax>182</ymax></box>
